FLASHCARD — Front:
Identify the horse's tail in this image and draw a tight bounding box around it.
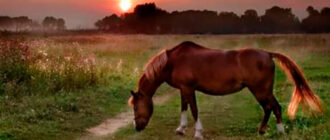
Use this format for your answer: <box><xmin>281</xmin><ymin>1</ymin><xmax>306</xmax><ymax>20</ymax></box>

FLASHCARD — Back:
<box><xmin>269</xmin><ymin>52</ymin><xmax>322</xmax><ymax>120</ymax></box>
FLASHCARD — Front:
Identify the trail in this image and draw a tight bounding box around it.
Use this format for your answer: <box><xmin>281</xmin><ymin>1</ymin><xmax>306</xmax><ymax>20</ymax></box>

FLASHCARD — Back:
<box><xmin>80</xmin><ymin>94</ymin><xmax>173</xmax><ymax>139</ymax></box>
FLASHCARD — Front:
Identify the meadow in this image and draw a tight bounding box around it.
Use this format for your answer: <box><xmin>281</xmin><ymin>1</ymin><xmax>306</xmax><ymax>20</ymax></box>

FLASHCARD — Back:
<box><xmin>0</xmin><ymin>34</ymin><xmax>329</xmax><ymax>140</ymax></box>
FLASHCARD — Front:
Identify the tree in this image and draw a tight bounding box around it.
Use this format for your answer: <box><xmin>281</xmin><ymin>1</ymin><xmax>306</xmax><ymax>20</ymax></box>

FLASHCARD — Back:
<box><xmin>217</xmin><ymin>11</ymin><xmax>241</xmax><ymax>34</ymax></box>
<box><xmin>12</xmin><ymin>16</ymin><xmax>33</xmax><ymax>32</ymax></box>
<box><xmin>169</xmin><ymin>10</ymin><xmax>218</xmax><ymax>34</ymax></box>
<box><xmin>95</xmin><ymin>14</ymin><xmax>121</xmax><ymax>31</ymax></box>
<box><xmin>42</xmin><ymin>17</ymin><xmax>66</xmax><ymax>30</ymax></box>
<box><xmin>261</xmin><ymin>6</ymin><xmax>300</xmax><ymax>33</ymax></box>
<box><xmin>241</xmin><ymin>9</ymin><xmax>260</xmax><ymax>33</ymax></box>
<box><xmin>302</xmin><ymin>6</ymin><xmax>322</xmax><ymax>33</ymax></box>
<box><xmin>301</xmin><ymin>6</ymin><xmax>330</xmax><ymax>33</ymax></box>
<box><xmin>0</xmin><ymin>16</ymin><xmax>12</xmax><ymax>31</ymax></box>
<box><xmin>320</xmin><ymin>7</ymin><xmax>330</xmax><ymax>32</ymax></box>
<box><xmin>43</xmin><ymin>16</ymin><xmax>58</xmax><ymax>30</ymax></box>
<box><xmin>95</xmin><ymin>3</ymin><xmax>330</xmax><ymax>34</ymax></box>
<box><xmin>132</xmin><ymin>3</ymin><xmax>169</xmax><ymax>33</ymax></box>
<box><xmin>57</xmin><ymin>18</ymin><xmax>66</xmax><ymax>30</ymax></box>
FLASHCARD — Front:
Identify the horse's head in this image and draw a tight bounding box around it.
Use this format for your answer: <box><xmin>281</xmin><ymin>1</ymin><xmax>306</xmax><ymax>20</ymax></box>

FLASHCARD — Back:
<box><xmin>128</xmin><ymin>90</ymin><xmax>153</xmax><ymax>131</ymax></box>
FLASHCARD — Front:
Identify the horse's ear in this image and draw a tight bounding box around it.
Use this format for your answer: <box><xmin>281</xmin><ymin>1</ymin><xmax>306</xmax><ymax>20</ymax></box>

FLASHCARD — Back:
<box><xmin>128</xmin><ymin>96</ymin><xmax>134</xmax><ymax>107</ymax></box>
<box><xmin>131</xmin><ymin>90</ymin><xmax>137</xmax><ymax>97</ymax></box>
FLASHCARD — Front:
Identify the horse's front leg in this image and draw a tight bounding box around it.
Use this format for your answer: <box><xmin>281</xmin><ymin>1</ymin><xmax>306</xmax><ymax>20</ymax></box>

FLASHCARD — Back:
<box><xmin>181</xmin><ymin>87</ymin><xmax>203</xmax><ymax>139</ymax></box>
<box><xmin>189</xmin><ymin>93</ymin><xmax>203</xmax><ymax>139</ymax></box>
<box><xmin>175</xmin><ymin>95</ymin><xmax>188</xmax><ymax>135</ymax></box>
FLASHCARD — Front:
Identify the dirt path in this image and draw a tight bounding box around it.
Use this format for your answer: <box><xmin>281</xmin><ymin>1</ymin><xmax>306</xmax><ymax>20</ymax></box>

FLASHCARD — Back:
<box><xmin>80</xmin><ymin>94</ymin><xmax>173</xmax><ymax>139</ymax></box>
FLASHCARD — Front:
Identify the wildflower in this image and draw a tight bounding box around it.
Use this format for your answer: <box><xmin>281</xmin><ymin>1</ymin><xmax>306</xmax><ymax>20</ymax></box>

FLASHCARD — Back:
<box><xmin>134</xmin><ymin>67</ymin><xmax>139</xmax><ymax>75</ymax></box>
<box><xmin>43</xmin><ymin>52</ymin><xmax>48</xmax><ymax>57</ymax></box>
<box><xmin>116</xmin><ymin>59</ymin><xmax>122</xmax><ymax>71</ymax></box>
<box><xmin>88</xmin><ymin>56</ymin><xmax>96</xmax><ymax>65</ymax></box>
<box><xmin>65</xmin><ymin>56</ymin><xmax>72</xmax><ymax>61</ymax></box>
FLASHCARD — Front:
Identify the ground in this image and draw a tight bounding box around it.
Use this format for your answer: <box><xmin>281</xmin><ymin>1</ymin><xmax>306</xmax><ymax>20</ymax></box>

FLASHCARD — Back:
<box><xmin>0</xmin><ymin>34</ymin><xmax>329</xmax><ymax>140</ymax></box>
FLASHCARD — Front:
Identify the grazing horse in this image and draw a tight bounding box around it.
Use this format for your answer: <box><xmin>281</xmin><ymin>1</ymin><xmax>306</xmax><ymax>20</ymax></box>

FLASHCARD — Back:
<box><xmin>128</xmin><ymin>41</ymin><xmax>322</xmax><ymax>139</ymax></box>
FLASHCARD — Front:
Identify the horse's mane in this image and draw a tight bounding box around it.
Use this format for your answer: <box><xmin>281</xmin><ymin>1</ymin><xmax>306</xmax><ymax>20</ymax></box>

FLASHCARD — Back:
<box><xmin>144</xmin><ymin>49</ymin><xmax>168</xmax><ymax>82</ymax></box>
<box><xmin>128</xmin><ymin>50</ymin><xmax>168</xmax><ymax>107</ymax></box>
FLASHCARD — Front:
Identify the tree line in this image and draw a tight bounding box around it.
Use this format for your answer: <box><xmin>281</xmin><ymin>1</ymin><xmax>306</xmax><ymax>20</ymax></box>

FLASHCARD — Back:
<box><xmin>0</xmin><ymin>16</ymin><xmax>66</xmax><ymax>32</ymax></box>
<box><xmin>96</xmin><ymin>3</ymin><xmax>330</xmax><ymax>34</ymax></box>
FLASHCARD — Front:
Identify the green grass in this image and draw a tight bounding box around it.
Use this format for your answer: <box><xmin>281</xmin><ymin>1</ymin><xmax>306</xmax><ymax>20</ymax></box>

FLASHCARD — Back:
<box><xmin>110</xmin><ymin>35</ymin><xmax>330</xmax><ymax>140</ymax></box>
<box><xmin>111</xmin><ymin>53</ymin><xmax>330</xmax><ymax>140</ymax></box>
<box><xmin>0</xmin><ymin>34</ymin><xmax>329</xmax><ymax>140</ymax></box>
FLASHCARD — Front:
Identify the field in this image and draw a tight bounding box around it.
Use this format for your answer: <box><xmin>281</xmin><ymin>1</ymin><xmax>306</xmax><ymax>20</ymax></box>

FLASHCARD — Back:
<box><xmin>0</xmin><ymin>34</ymin><xmax>329</xmax><ymax>140</ymax></box>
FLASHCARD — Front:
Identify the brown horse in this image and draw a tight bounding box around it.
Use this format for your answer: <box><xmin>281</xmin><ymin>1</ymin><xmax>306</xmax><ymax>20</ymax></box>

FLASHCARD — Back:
<box><xmin>128</xmin><ymin>41</ymin><xmax>322</xmax><ymax>139</ymax></box>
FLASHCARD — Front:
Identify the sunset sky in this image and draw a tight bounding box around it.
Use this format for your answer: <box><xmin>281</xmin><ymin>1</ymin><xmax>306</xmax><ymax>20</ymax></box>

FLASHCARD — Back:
<box><xmin>0</xmin><ymin>0</ymin><xmax>329</xmax><ymax>29</ymax></box>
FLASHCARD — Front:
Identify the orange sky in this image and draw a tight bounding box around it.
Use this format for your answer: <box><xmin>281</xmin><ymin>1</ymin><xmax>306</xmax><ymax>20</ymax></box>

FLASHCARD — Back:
<box><xmin>0</xmin><ymin>0</ymin><xmax>329</xmax><ymax>29</ymax></box>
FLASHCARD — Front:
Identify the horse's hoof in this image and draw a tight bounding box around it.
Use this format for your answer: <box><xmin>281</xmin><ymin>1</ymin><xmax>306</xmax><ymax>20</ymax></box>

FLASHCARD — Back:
<box><xmin>258</xmin><ymin>126</ymin><xmax>267</xmax><ymax>135</ymax></box>
<box><xmin>276</xmin><ymin>123</ymin><xmax>285</xmax><ymax>134</ymax></box>
<box><xmin>194</xmin><ymin>135</ymin><xmax>204</xmax><ymax>140</ymax></box>
<box><xmin>175</xmin><ymin>130</ymin><xmax>185</xmax><ymax>135</ymax></box>
<box><xmin>175</xmin><ymin>127</ymin><xmax>185</xmax><ymax>135</ymax></box>
<box><xmin>194</xmin><ymin>131</ymin><xmax>203</xmax><ymax>139</ymax></box>
<box><xmin>258</xmin><ymin>130</ymin><xmax>266</xmax><ymax>135</ymax></box>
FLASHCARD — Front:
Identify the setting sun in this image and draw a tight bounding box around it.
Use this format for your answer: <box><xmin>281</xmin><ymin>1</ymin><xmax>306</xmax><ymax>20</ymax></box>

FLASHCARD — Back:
<box><xmin>119</xmin><ymin>0</ymin><xmax>132</xmax><ymax>12</ymax></box>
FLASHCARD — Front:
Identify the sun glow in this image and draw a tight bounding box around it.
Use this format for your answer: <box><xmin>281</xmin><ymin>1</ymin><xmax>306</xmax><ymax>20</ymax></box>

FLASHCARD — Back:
<box><xmin>119</xmin><ymin>0</ymin><xmax>132</xmax><ymax>12</ymax></box>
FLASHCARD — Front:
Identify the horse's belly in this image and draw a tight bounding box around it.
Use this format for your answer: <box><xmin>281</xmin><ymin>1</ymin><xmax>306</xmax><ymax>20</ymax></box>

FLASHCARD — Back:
<box><xmin>196</xmin><ymin>78</ymin><xmax>245</xmax><ymax>95</ymax></box>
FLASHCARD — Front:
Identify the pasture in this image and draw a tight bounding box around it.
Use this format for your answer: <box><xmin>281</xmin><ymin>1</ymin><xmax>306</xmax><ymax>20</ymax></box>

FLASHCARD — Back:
<box><xmin>0</xmin><ymin>34</ymin><xmax>329</xmax><ymax>140</ymax></box>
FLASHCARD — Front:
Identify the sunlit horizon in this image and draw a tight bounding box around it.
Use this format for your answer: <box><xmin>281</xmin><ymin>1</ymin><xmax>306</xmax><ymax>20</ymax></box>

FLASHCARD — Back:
<box><xmin>119</xmin><ymin>0</ymin><xmax>132</xmax><ymax>12</ymax></box>
<box><xmin>0</xmin><ymin>0</ymin><xmax>329</xmax><ymax>29</ymax></box>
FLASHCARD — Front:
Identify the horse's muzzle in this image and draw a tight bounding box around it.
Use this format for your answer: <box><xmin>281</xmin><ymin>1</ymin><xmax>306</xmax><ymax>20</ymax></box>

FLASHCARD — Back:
<box><xmin>135</xmin><ymin>125</ymin><xmax>146</xmax><ymax>132</ymax></box>
<box><xmin>134</xmin><ymin>120</ymin><xmax>147</xmax><ymax>132</ymax></box>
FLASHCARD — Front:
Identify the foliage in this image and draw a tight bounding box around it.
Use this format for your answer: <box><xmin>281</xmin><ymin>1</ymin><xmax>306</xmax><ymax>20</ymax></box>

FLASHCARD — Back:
<box><xmin>302</xmin><ymin>7</ymin><xmax>330</xmax><ymax>33</ymax></box>
<box><xmin>0</xmin><ymin>16</ymin><xmax>66</xmax><ymax>32</ymax></box>
<box><xmin>96</xmin><ymin>3</ymin><xmax>330</xmax><ymax>34</ymax></box>
<box><xmin>0</xmin><ymin>16</ymin><xmax>33</xmax><ymax>32</ymax></box>
<box><xmin>43</xmin><ymin>17</ymin><xmax>66</xmax><ymax>31</ymax></box>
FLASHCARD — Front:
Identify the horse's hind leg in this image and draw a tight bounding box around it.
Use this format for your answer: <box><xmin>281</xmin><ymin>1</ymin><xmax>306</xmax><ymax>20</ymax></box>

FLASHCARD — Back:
<box><xmin>249</xmin><ymin>82</ymin><xmax>285</xmax><ymax>134</ymax></box>
<box><xmin>175</xmin><ymin>94</ymin><xmax>188</xmax><ymax>135</ymax></box>
<box><xmin>248</xmin><ymin>84</ymin><xmax>277</xmax><ymax>134</ymax></box>
<box><xmin>272</xmin><ymin>96</ymin><xmax>284</xmax><ymax>133</ymax></box>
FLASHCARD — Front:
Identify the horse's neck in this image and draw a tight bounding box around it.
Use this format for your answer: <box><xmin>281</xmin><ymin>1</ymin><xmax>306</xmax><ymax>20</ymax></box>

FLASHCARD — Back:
<box><xmin>138</xmin><ymin>74</ymin><xmax>163</xmax><ymax>97</ymax></box>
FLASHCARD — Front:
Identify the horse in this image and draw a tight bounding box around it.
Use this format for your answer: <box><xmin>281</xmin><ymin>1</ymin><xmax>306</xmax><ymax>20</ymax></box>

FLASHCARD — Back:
<box><xmin>128</xmin><ymin>41</ymin><xmax>322</xmax><ymax>139</ymax></box>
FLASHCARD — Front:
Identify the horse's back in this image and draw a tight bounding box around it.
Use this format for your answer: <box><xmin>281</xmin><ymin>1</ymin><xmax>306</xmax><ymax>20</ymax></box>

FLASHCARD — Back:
<box><xmin>165</xmin><ymin>42</ymin><xmax>275</xmax><ymax>95</ymax></box>
<box><xmin>237</xmin><ymin>48</ymin><xmax>275</xmax><ymax>88</ymax></box>
<box><xmin>167</xmin><ymin>42</ymin><xmax>245</xmax><ymax>94</ymax></box>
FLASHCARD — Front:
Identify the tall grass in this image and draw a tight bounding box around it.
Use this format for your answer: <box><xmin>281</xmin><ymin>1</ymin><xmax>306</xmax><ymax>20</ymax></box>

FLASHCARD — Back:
<box><xmin>0</xmin><ymin>36</ymin><xmax>145</xmax><ymax>139</ymax></box>
<box><xmin>0</xmin><ymin>40</ymin><xmax>32</xmax><ymax>96</ymax></box>
<box><xmin>0</xmin><ymin>39</ymin><xmax>103</xmax><ymax>96</ymax></box>
<box><xmin>0</xmin><ymin>39</ymin><xmax>112</xmax><ymax>140</ymax></box>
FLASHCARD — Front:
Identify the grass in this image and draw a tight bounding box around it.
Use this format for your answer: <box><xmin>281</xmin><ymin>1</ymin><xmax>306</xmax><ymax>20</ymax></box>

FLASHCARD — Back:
<box><xmin>110</xmin><ymin>35</ymin><xmax>330</xmax><ymax>140</ymax></box>
<box><xmin>0</xmin><ymin>34</ymin><xmax>329</xmax><ymax>140</ymax></box>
